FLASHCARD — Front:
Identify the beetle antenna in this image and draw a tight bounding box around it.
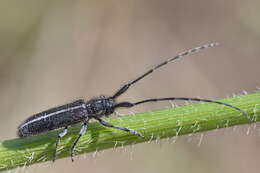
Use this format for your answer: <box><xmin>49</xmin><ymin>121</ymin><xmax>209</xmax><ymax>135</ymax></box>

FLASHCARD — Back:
<box><xmin>112</xmin><ymin>42</ymin><xmax>220</xmax><ymax>99</ymax></box>
<box><xmin>113</xmin><ymin>97</ymin><xmax>251</xmax><ymax>121</ymax></box>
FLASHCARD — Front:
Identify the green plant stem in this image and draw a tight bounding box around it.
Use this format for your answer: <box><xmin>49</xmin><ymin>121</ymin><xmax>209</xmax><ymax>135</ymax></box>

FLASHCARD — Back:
<box><xmin>0</xmin><ymin>92</ymin><xmax>260</xmax><ymax>171</ymax></box>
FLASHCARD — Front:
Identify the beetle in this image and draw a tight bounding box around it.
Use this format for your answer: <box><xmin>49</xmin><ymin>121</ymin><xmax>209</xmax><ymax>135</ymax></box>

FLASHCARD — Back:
<box><xmin>17</xmin><ymin>42</ymin><xmax>249</xmax><ymax>162</ymax></box>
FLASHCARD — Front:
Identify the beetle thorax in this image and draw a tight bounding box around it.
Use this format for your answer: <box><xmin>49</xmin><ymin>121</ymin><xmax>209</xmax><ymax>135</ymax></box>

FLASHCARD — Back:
<box><xmin>86</xmin><ymin>96</ymin><xmax>115</xmax><ymax>117</ymax></box>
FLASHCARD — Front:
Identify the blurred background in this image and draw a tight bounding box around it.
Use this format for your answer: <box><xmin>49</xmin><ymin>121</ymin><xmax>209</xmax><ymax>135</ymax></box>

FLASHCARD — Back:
<box><xmin>0</xmin><ymin>0</ymin><xmax>260</xmax><ymax>172</ymax></box>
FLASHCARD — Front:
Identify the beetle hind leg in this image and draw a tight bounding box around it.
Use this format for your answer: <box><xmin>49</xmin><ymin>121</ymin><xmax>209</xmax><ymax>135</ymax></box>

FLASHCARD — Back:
<box><xmin>53</xmin><ymin>126</ymin><xmax>68</xmax><ymax>162</ymax></box>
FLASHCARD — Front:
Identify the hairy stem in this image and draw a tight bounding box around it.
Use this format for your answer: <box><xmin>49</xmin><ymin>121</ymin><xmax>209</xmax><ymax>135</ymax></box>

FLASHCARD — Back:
<box><xmin>0</xmin><ymin>92</ymin><xmax>260</xmax><ymax>171</ymax></box>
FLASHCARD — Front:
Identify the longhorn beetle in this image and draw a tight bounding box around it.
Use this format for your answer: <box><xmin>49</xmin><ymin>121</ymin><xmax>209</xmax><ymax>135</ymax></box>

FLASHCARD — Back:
<box><xmin>17</xmin><ymin>42</ymin><xmax>249</xmax><ymax>162</ymax></box>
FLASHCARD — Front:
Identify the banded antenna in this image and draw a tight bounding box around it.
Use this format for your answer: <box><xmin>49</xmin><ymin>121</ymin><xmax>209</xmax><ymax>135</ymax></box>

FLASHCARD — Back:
<box><xmin>112</xmin><ymin>42</ymin><xmax>220</xmax><ymax>98</ymax></box>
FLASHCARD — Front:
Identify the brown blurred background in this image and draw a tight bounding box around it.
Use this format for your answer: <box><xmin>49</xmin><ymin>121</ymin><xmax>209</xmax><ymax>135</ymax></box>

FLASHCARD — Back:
<box><xmin>1</xmin><ymin>0</ymin><xmax>260</xmax><ymax>173</ymax></box>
